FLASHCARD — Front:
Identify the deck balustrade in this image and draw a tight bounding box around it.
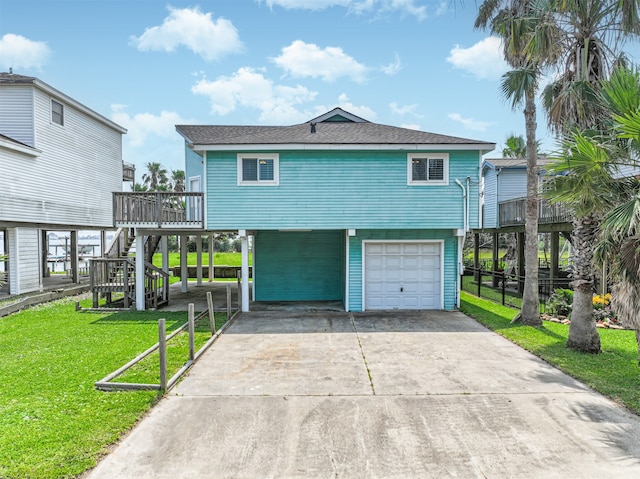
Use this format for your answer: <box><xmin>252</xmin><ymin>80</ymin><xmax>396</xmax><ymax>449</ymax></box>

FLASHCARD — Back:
<box><xmin>498</xmin><ymin>197</ymin><xmax>571</xmax><ymax>227</ymax></box>
<box><xmin>113</xmin><ymin>192</ymin><xmax>204</xmax><ymax>229</ymax></box>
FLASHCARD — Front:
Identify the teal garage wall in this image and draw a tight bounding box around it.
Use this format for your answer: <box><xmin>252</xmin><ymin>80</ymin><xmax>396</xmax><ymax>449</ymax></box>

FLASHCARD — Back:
<box><xmin>255</xmin><ymin>230</ymin><xmax>344</xmax><ymax>301</ymax></box>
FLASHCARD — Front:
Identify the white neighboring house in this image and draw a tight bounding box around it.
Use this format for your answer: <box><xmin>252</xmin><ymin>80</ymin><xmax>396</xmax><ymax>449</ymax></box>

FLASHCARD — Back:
<box><xmin>0</xmin><ymin>72</ymin><xmax>127</xmax><ymax>295</ymax></box>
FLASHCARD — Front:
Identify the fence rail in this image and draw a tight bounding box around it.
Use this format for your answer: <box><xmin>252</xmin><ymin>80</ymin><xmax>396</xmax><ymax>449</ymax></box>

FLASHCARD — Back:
<box><xmin>498</xmin><ymin>197</ymin><xmax>571</xmax><ymax>227</ymax></box>
<box><xmin>113</xmin><ymin>192</ymin><xmax>204</xmax><ymax>228</ymax></box>
<box><xmin>462</xmin><ymin>267</ymin><xmax>572</xmax><ymax>311</ymax></box>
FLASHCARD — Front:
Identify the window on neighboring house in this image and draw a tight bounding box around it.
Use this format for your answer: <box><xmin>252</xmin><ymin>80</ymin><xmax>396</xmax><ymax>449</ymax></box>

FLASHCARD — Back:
<box><xmin>237</xmin><ymin>154</ymin><xmax>279</xmax><ymax>185</ymax></box>
<box><xmin>408</xmin><ymin>153</ymin><xmax>449</xmax><ymax>185</ymax></box>
<box><xmin>51</xmin><ymin>99</ymin><xmax>64</xmax><ymax>126</ymax></box>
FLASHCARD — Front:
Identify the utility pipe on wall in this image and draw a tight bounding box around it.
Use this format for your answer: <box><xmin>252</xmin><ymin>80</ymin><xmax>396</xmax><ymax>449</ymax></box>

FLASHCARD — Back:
<box><xmin>455</xmin><ymin>179</ymin><xmax>468</xmax><ymax>309</ymax></box>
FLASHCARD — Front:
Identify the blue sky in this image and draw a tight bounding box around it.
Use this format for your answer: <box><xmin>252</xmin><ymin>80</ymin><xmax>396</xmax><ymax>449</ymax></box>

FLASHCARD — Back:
<box><xmin>1</xmin><ymin>0</ymin><xmax>636</xmax><ymax>178</ymax></box>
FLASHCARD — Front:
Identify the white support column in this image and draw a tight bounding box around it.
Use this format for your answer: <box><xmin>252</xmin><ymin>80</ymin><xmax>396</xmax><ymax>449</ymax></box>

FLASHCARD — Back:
<box><xmin>135</xmin><ymin>233</ymin><xmax>145</xmax><ymax>310</ymax></box>
<box><xmin>196</xmin><ymin>235</ymin><xmax>203</xmax><ymax>286</ymax></box>
<box><xmin>240</xmin><ymin>230</ymin><xmax>249</xmax><ymax>312</ymax></box>
<box><xmin>208</xmin><ymin>234</ymin><xmax>215</xmax><ymax>283</ymax></box>
<box><xmin>180</xmin><ymin>234</ymin><xmax>188</xmax><ymax>293</ymax></box>
<box><xmin>161</xmin><ymin>236</ymin><xmax>169</xmax><ymax>274</ymax></box>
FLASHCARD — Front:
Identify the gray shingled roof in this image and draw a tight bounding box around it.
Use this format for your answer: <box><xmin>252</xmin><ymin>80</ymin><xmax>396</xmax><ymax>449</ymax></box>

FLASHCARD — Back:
<box><xmin>176</xmin><ymin>118</ymin><xmax>494</xmax><ymax>147</ymax></box>
<box><xmin>0</xmin><ymin>72</ymin><xmax>37</xmax><ymax>84</ymax></box>
<box><xmin>483</xmin><ymin>157</ymin><xmax>552</xmax><ymax>169</ymax></box>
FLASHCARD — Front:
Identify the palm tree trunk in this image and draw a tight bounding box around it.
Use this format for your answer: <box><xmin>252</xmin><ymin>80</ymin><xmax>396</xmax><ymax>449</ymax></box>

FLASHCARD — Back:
<box><xmin>567</xmin><ymin>214</ymin><xmax>601</xmax><ymax>353</ymax></box>
<box><xmin>520</xmin><ymin>89</ymin><xmax>541</xmax><ymax>325</ymax></box>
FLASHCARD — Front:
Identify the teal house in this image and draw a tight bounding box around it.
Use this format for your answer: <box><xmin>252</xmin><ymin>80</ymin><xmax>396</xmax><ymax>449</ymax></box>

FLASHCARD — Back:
<box><xmin>176</xmin><ymin>108</ymin><xmax>494</xmax><ymax>312</ymax></box>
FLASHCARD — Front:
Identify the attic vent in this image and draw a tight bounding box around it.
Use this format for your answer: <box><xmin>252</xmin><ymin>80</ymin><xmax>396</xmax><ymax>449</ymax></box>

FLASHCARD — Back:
<box><xmin>310</xmin><ymin>122</ymin><xmax>316</xmax><ymax>133</ymax></box>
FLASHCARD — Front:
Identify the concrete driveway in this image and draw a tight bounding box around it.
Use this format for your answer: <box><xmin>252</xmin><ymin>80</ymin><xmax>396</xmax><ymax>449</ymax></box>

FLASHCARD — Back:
<box><xmin>86</xmin><ymin>310</ymin><xmax>640</xmax><ymax>478</ymax></box>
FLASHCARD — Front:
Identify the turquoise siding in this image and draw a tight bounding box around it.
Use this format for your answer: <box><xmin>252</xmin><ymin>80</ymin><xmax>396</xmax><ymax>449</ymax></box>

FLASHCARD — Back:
<box><xmin>205</xmin><ymin>150</ymin><xmax>480</xmax><ymax>230</ymax></box>
<box><xmin>255</xmin><ymin>230</ymin><xmax>344</xmax><ymax>301</ymax></box>
<box><xmin>185</xmin><ymin>142</ymin><xmax>204</xmax><ymax>191</ymax></box>
<box><xmin>347</xmin><ymin>229</ymin><xmax>458</xmax><ymax>311</ymax></box>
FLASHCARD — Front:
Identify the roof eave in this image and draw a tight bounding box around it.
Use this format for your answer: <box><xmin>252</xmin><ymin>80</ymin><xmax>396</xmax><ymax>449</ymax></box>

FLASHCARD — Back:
<box><xmin>190</xmin><ymin>142</ymin><xmax>496</xmax><ymax>152</ymax></box>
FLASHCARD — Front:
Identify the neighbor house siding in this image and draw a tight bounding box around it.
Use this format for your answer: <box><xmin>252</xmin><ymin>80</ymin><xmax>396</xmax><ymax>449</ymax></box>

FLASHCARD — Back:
<box><xmin>185</xmin><ymin>143</ymin><xmax>204</xmax><ymax>190</ymax></box>
<box><xmin>347</xmin><ymin>229</ymin><xmax>458</xmax><ymax>312</ymax></box>
<box><xmin>0</xmin><ymin>87</ymin><xmax>122</xmax><ymax>228</ymax></box>
<box><xmin>0</xmin><ymin>85</ymin><xmax>34</xmax><ymax>146</ymax></box>
<box><xmin>206</xmin><ymin>150</ymin><xmax>479</xmax><ymax>231</ymax></box>
<box><xmin>483</xmin><ymin>169</ymin><xmax>498</xmax><ymax>229</ymax></box>
<box><xmin>497</xmin><ymin>169</ymin><xmax>526</xmax><ymax>203</ymax></box>
<box><xmin>254</xmin><ymin>230</ymin><xmax>344</xmax><ymax>301</ymax></box>
<box><xmin>7</xmin><ymin>227</ymin><xmax>41</xmax><ymax>295</ymax></box>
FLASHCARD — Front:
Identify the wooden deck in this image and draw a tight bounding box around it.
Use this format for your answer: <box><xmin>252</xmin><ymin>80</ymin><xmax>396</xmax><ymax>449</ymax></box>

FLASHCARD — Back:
<box><xmin>113</xmin><ymin>192</ymin><xmax>204</xmax><ymax>229</ymax></box>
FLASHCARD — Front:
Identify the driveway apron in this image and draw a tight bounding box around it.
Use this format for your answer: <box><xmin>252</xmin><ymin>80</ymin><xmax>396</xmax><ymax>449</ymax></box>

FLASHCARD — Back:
<box><xmin>86</xmin><ymin>310</ymin><xmax>640</xmax><ymax>479</ymax></box>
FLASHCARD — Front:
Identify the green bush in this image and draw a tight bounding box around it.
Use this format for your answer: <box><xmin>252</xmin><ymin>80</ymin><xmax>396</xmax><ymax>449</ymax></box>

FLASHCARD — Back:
<box><xmin>547</xmin><ymin>288</ymin><xmax>574</xmax><ymax>317</ymax></box>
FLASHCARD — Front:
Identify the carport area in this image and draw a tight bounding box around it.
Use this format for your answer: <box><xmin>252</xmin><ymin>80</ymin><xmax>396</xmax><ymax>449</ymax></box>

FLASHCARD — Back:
<box><xmin>87</xmin><ymin>311</ymin><xmax>640</xmax><ymax>478</ymax></box>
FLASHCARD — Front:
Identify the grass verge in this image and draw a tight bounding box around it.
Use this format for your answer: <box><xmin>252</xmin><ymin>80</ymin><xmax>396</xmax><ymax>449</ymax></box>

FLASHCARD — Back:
<box><xmin>460</xmin><ymin>291</ymin><xmax>640</xmax><ymax>415</ymax></box>
<box><xmin>0</xmin><ymin>295</ymin><xmax>227</xmax><ymax>479</ymax></box>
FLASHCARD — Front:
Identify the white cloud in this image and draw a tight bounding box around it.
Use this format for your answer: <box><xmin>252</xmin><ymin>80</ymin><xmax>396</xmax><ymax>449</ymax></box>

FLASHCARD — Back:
<box><xmin>446</xmin><ymin>36</ymin><xmax>509</xmax><ymax>81</ymax></box>
<box><xmin>272</xmin><ymin>40</ymin><xmax>368</xmax><ymax>83</ymax></box>
<box><xmin>191</xmin><ymin>67</ymin><xmax>317</xmax><ymax>123</ymax></box>
<box><xmin>389</xmin><ymin>101</ymin><xmax>419</xmax><ymax>116</ymax></box>
<box><xmin>448</xmin><ymin>113</ymin><xmax>492</xmax><ymax>132</ymax></box>
<box><xmin>111</xmin><ymin>104</ymin><xmax>193</xmax><ymax>147</ymax></box>
<box><xmin>381</xmin><ymin>53</ymin><xmax>402</xmax><ymax>75</ymax></box>
<box><xmin>130</xmin><ymin>6</ymin><xmax>243</xmax><ymax>61</ymax></box>
<box><xmin>0</xmin><ymin>34</ymin><xmax>50</xmax><ymax>70</ymax></box>
<box><xmin>263</xmin><ymin>0</ymin><xmax>433</xmax><ymax>19</ymax></box>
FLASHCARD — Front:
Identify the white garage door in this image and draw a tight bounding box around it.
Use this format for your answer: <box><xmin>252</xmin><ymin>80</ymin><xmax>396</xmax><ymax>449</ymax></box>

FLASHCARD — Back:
<box><xmin>365</xmin><ymin>242</ymin><xmax>442</xmax><ymax>310</ymax></box>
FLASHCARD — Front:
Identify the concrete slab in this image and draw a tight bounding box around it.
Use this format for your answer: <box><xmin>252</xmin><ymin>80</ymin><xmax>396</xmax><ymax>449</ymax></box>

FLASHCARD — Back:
<box><xmin>86</xmin><ymin>310</ymin><xmax>640</xmax><ymax>479</ymax></box>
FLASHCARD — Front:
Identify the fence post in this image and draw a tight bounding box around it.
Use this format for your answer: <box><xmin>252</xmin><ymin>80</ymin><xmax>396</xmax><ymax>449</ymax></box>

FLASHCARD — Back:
<box><xmin>477</xmin><ymin>268</ymin><xmax>482</xmax><ymax>297</ymax></box>
<box><xmin>226</xmin><ymin>283</ymin><xmax>232</xmax><ymax>319</ymax></box>
<box><xmin>207</xmin><ymin>291</ymin><xmax>216</xmax><ymax>334</ymax></box>
<box><xmin>188</xmin><ymin>303</ymin><xmax>195</xmax><ymax>361</ymax></box>
<box><xmin>501</xmin><ymin>272</ymin><xmax>506</xmax><ymax>306</ymax></box>
<box><xmin>158</xmin><ymin>318</ymin><xmax>167</xmax><ymax>391</ymax></box>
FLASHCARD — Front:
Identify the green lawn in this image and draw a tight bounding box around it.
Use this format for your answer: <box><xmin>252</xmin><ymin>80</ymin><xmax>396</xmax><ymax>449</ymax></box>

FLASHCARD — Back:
<box><xmin>152</xmin><ymin>252</ymin><xmax>250</xmax><ymax>269</ymax></box>
<box><xmin>0</xmin><ymin>296</ymin><xmax>227</xmax><ymax>479</ymax></box>
<box><xmin>461</xmin><ymin>291</ymin><xmax>640</xmax><ymax>415</ymax></box>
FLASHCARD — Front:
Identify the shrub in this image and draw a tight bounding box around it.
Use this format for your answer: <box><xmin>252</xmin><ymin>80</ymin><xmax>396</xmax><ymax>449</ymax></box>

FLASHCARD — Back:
<box><xmin>547</xmin><ymin>288</ymin><xmax>574</xmax><ymax>317</ymax></box>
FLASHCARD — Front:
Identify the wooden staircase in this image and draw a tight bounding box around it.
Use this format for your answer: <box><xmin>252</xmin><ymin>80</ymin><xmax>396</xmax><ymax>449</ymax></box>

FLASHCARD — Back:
<box><xmin>87</xmin><ymin>228</ymin><xmax>169</xmax><ymax>310</ymax></box>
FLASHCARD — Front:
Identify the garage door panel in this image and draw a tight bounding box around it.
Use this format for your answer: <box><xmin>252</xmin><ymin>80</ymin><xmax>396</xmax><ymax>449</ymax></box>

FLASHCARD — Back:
<box><xmin>364</xmin><ymin>242</ymin><xmax>441</xmax><ymax>310</ymax></box>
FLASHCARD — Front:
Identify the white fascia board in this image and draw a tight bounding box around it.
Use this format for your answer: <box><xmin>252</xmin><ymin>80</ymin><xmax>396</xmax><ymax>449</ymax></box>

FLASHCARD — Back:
<box><xmin>192</xmin><ymin>143</ymin><xmax>497</xmax><ymax>152</ymax></box>
<box><xmin>32</xmin><ymin>79</ymin><xmax>127</xmax><ymax>134</ymax></box>
<box><xmin>0</xmin><ymin>139</ymin><xmax>41</xmax><ymax>157</ymax></box>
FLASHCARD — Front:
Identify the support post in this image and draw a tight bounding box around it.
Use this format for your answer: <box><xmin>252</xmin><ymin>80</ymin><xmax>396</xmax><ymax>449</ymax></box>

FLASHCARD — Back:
<box><xmin>42</xmin><ymin>230</ymin><xmax>50</xmax><ymax>278</ymax></box>
<box><xmin>196</xmin><ymin>235</ymin><xmax>203</xmax><ymax>286</ymax></box>
<box><xmin>161</xmin><ymin>235</ymin><xmax>169</xmax><ymax>275</ymax></box>
<box><xmin>158</xmin><ymin>318</ymin><xmax>167</xmax><ymax>391</ymax></box>
<box><xmin>207</xmin><ymin>291</ymin><xmax>216</xmax><ymax>334</ymax></box>
<box><xmin>517</xmin><ymin>231</ymin><xmax>525</xmax><ymax>294</ymax></box>
<box><xmin>473</xmin><ymin>233</ymin><xmax>480</xmax><ymax>282</ymax></box>
<box><xmin>240</xmin><ymin>231</ymin><xmax>249</xmax><ymax>312</ymax></box>
<box><xmin>180</xmin><ymin>234</ymin><xmax>188</xmax><ymax>293</ymax></box>
<box><xmin>226</xmin><ymin>283</ymin><xmax>232</xmax><ymax>319</ymax></box>
<box><xmin>135</xmin><ymin>233</ymin><xmax>145</xmax><ymax>310</ymax></box>
<box><xmin>208</xmin><ymin>234</ymin><xmax>215</xmax><ymax>283</ymax></box>
<box><xmin>101</xmin><ymin>230</ymin><xmax>107</xmax><ymax>256</ymax></box>
<box><xmin>188</xmin><ymin>303</ymin><xmax>195</xmax><ymax>361</ymax></box>
<box><xmin>550</xmin><ymin>231</ymin><xmax>559</xmax><ymax>293</ymax></box>
<box><xmin>70</xmin><ymin>230</ymin><xmax>79</xmax><ymax>283</ymax></box>
<box><xmin>492</xmin><ymin>232</ymin><xmax>499</xmax><ymax>287</ymax></box>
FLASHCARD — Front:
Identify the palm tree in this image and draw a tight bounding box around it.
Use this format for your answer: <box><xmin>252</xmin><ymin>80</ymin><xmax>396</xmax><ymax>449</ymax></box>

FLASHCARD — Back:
<box><xmin>142</xmin><ymin>162</ymin><xmax>169</xmax><ymax>191</ymax></box>
<box><xmin>503</xmin><ymin>134</ymin><xmax>527</xmax><ymax>158</ymax></box>
<box><xmin>476</xmin><ymin>1</ymin><xmax>554</xmax><ymax>326</ymax></box>
<box><xmin>534</xmin><ymin>0</ymin><xmax>640</xmax><ymax>352</ymax></box>
<box><xmin>171</xmin><ymin>170</ymin><xmax>186</xmax><ymax>192</ymax></box>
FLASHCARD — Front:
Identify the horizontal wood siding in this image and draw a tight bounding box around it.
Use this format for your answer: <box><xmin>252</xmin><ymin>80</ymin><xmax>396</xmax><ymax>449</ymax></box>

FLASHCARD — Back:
<box><xmin>497</xmin><ymin>169</ymin><xmax>526</xmax><ymax>203</ymax></box>
<box><xmin>185</xmin><ymin>143</ymin><xmax>204</xmax><ymax>189</ymax></box>
<box><xmin>483</xmin><ymin>169</ymin><xmax>498</xmax><ymax>229</ymax></box>
<box><xmin>7</xmin><ymin>227</ymin><xmax>41</xmax><ymax>294</ymax></box>
<box><xmin>255</xmin><ymin>230</ymin><xmax>343</xmax><ymax>301</ymax></box>
<box><xmin>206</xmin><ymin>150</ymin><xmax>480</xmax><ymax>230</ymax></box>
<box><xmin>0</xmin><ymin>88</ymin><xmax>123</xmax><ymax>227</ymax></box>
<box><xmin>0</xmin><ymin>86</ymin><xmax>34</xmax><ymax>146</ymax></box>
<box><xmin>347</xmin><ymin>229</ymin><xmax>457</xmax><ymax>311</ymax></box>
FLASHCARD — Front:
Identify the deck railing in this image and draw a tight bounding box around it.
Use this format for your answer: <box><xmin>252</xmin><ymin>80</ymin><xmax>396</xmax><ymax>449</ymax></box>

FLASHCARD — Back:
<box><xmin>113</xmin><ymin>192</ymin><xmax>204</xmax><ymax>228</ymax></box>
<box><xmin>498</xmin><ymin>197</ymin><xmax>571</xmax><ymax>227</ymax></box>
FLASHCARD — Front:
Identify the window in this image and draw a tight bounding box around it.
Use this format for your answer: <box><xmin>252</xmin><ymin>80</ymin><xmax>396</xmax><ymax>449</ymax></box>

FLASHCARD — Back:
<box><xmin>407</xmin><ymin>153</ymin><xmax>449</xmax><ymax>185</ymax></box>
<box><xmin>237</xmin><ymin>154</ymin><xmax>279</xmax><ymax>186</ymax></box>
<box><xmin>51</xmin><ymin>99</ymin><xmax>64</xmax><ymax>126</ymax></box>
